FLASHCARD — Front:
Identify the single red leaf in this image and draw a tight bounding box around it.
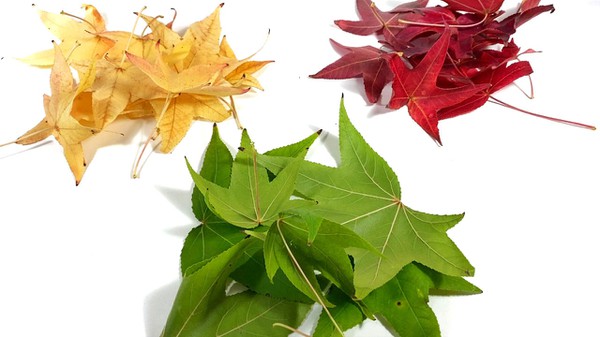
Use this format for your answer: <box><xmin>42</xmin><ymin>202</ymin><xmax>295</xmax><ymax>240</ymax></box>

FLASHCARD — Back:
<box><xmin>310</xmin><ymin>40</ymin><xmax>393</xmax><ymax>104</ymax></box>
<box><xmin>438</xmin><ymin>60</ymin><xmax>533</xmax><ymax>120</ymax></box>
<box><xmin>441</xmin><ymin>0</ymin><xmax>504</xmax><ymax>14</ymax></box>
<box><xmin>336</xmin><ymin>0</ymin><xmax>431</xmax><ymax>50</ymax></box>
<box><xmin>388</xmin><ymin>29</ymin><xmax>488</xmax><ymax>143</ymax></box>
<box><xmin>335</xmin><ymin>0</ymin><xmax>403</xmax><ymax>36</ymax></box>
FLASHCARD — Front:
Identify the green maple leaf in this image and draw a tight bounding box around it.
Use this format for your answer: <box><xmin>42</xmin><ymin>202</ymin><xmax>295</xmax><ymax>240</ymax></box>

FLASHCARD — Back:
<box><xmin>313</xmin><ymin>286</ymin><xmax>366</xmax><ymax>337</ymax></box>
<box><xmin>187</xmin><ymin>129</ymin><xmax>313</xmax><ymax>229</ymax></box>
<box><xmin>259</xmin><ymin>97</ymin><xmax>474</xmax><ymax>299</ymax></box>
<box><xmin>182</xmin><ymin>291</ymin><xmax>311</xmax><ymax>337</ymax></box>
<box><xmin>161</xmin><ymin>238</ymin><xmax>260</xmax><ymax>337</ymax></box>
<box><xmin>264</xmin><ymin>215</ymin><xmax>376</xmax><ymax>305</ymax></box>
<box><xmin>362</xmin><ymin>263</ymin><xmax>481</xmax><ymax>337</ymax></box>
<box><xmin>183</xmin><ymin>124</ymin><xmax>245</xmax><ymax>275</ymax></box>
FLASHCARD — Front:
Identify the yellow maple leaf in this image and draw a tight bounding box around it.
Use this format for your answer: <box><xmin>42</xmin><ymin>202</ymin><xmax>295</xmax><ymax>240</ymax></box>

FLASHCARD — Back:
<box><xmin>149</xmin><ymin>94</ymin><xmax>230</xmax><ymax>153</ymax></box>
<box><xmin>16</xmin><ymin>43</ymin><xmax>97</xmax><ymax>185</ymax></box>
<box><xmin>19</xmin><ymin>4</ymin><xmax>115</xmax><ymax>69</ymax></box>
<box><xmin>10</xmin><ymin>4</ymin><xmax>272</xmax><ymax>182</ymax></box>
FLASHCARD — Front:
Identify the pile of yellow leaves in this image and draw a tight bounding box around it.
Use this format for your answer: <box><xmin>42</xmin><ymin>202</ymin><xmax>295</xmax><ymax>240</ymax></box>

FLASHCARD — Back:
<box><xmin>13</xmin><ymin>3</ymin><xmax>271</xmax><ymax>185</ymax></box>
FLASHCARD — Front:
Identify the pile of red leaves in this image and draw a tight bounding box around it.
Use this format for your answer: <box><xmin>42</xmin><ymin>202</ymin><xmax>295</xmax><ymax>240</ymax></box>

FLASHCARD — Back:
<box><xmin>311</xmin><ymin>0</ymin><xmax>591</xmax><ymax>144</ymax></box>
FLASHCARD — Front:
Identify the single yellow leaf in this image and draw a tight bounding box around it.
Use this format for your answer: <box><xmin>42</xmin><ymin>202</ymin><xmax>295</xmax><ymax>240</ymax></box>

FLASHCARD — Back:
<box><xmin>150</xmin><ymin>94</ymin><xmax>230</xmax><ymax>153</ymax></box>
<box><xmin>20</xmin><ymin>5</ymin><xmax>114</xmax><ymax>68</ymax></box>
<box><xmin>17</xmin><ymin>43</ymin><xmax>96</xmax><ymax>185</ymax></box>
<box><xmin>182</xmin><ymin>3</ymin><xmax>224</xmax><ymax>67</ymax></box>
<box><xmin>126</xmin><ymin>51</ymin><xmax>226</xmax><ymax>94</ymax></box>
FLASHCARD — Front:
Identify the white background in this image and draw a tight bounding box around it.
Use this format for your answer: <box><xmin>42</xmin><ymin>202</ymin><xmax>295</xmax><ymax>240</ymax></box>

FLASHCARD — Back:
<box><xmin>1</xmin><ymin>1</ymin><xmax>599</xmax><ymax>336</ymax></box>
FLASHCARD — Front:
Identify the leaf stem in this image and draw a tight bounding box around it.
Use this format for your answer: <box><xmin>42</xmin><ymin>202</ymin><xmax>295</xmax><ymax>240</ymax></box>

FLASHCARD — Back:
<box><xmin>59</xmin><ymin>10</ymin><xmax>96</xmax><ymax>31</ymax></box>
<box><xmin>132</xmin><ymin>92</ymin><xmax>173</xmax><ymax>178</ymax></box>
<box><xmin>276</xmin><ymin>220</ymin><xmax>345</xmax><ymax>336</ymax></box>
<box><xmin>219</xmin><ymin>96</ymin><xmax>243</xmax><ymax>129</ymax></box>
<box><xmin>397</xmin><ymin>13</ymin><xmax>488</xmax><ymax>29</ymax></box>
<box><xmin>252</xmin><ymin>147</ymin><xmax>262</xmax><ymax>223</ymax></box>
<box><xmin>140</xmin><ymin>14</ymin><xmax>164</xmax><ymax>37</ymax></box>
<box><xmin>120</xmin><ymin>6</ymin><xmax>147</xmax><ymax>68</ymax></box>
<box><xmin>489</xmin><ymin>96</ymin><xmax>596</xmax><ymax>130</ymax></box>
<box><xmin>272</xmin><ymin>323</ymin><xmax>312</xmax><ymax>337</ymax></box>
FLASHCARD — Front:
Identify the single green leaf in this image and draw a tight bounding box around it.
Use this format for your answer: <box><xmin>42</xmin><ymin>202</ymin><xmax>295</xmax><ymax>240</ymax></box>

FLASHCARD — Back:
<box><xmin>187</xmin><ymin>144</ymin><xmax>304</xmax><ymax>229</ymax></box>
<box><xmin>259</xmin><ymin>97</ymin><xmax>474</xmax><ymax>298</ymax></box>
<box><xmin>183</xmin><ymin>124</ymin><xmax>242</xmax><ymax>275</ymax></box>
<box><xmin>182</xmin><ymin>290</ymin><xmax>311</xmax><ymax>337</ymax></box>
<box><xmin>191</xmin><ymin>123</ymin><xmax>234</xmax><ymax>223</ymax></box>
<box><xmin>313</xmin><ymin>286</ymin><xmax>366</xmax><ymax>337</ymax></box>
<box><xmin>162</xmin><ymin>238</ymin><xmax>259</xmax><ymax>337</ymax></box>
<box><xmin>362</xmin><ymin>263</ymin><xmax>441</xmax><ymax>337</ymax></box>
<box><xmin>200</xmin><ymin>123</ymin><xmax>234</xmax><ymax>188</ymax></box>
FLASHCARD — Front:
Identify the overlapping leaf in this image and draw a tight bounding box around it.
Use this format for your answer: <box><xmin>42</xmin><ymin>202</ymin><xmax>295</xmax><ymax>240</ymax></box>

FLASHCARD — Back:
<box><xmin>167</xmin><ymin>100</ymin><xmax>480</xmax><ymax>337</ymax></box>
<box><xmin>311</xmin><ymin>0</ymin><xmax>594</xmax><ymax>143</ymax></box>
<box><xmin>10</xmin><ymin>4</ymin><xmax>271</xmax><ymax>184</ymax></box>
<box><xmin>259</xmin><ymin>98</ymin><xmax>474</xmax><ymax>299</ymax></box>
<box><xmin>16</xmin><ymin>43</ymin><xmax>96</xmax><ymax>185</ymax></box>
<box><xmin>387</xmin><ymin>29</ymin><xmax>489</xmax><ymax>144</ymax></box>
<box><xmin>363</xmin><ymin>263</ymin><xmax>481</xmax><ymax>337</ymax></box>
<box><xmin>187</xmin><ymin>132</ymin><xmax>306</xmax><ymax>229</ymax></box>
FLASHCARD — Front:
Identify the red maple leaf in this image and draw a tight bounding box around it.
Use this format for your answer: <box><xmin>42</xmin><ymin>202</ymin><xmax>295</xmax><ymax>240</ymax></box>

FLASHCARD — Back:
<box><xmin>335</xmin><ymin>0</ymin><xmax>430</xmax><ymax>50</ymax></box>
<box><xmin>309</xmin><ymin>41</ymin><xmax>393</xmax><ymax>104</ymax></box>
<box><xmin>441</xmin><ymin>0</ymin><xmax>504</xmax><ymax>14</ymax></box>
<box><xmin>388</xmin><ymin>29</ymin><xmax>488</xmax><ymax>144</ymax></box>
<box><xmin>438</xmin><ymin>60</ymin><xmax>533</xmax><ymax>120</ymax></box>
<box><xmin>311</xmin><ymin>0</ymin><xmax>594</xmax><ymax>141</ymax></box>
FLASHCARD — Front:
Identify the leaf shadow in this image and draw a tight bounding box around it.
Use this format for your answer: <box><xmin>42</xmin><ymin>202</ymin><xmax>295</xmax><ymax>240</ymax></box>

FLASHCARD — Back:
<box><xmin>313</xmin><ymin>127</ymin><xmax>341</xmax><ymax>167</ymax></box>
<box><xmin>155</xmin><ymin>185</ymin><xmax>198</xmax><ymax>238</ymax></box>
<box><xmin>144</xmin><ymin>279</ymin><xmax>180</xmax><ymax>337</ymax></box>
<box><xmin>367</xmin><ymin>83</ymin><xmax>394</xmax><ymax>118</ymax></box>
<box><xmin>339</xmin><ymin>79</ymin><xmax>368</xmax><ymax>103</ymax></box>
<box><xmin>0</xmin><ymin>139</ymin><xmax>53</xmax><ymax>160</ymax></box>
<box><xmin>83</xmin><ymin>118</ymin><xmax>155</xmax><ymax>171</ymax></box>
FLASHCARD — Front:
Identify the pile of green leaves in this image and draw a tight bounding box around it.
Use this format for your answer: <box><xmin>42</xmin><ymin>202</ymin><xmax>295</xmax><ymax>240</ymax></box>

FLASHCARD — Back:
<box><xmin>161</xmin><ymin>97</ymin><xmax>481</xmax><ymax>337</ymax></box>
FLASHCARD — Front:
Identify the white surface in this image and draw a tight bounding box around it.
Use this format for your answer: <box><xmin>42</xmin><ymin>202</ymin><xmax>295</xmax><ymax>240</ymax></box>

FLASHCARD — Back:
<box><xmin>0</xmin><ymin>1</ymin><xmax>599</xmax><ymax>337</ymax></box>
